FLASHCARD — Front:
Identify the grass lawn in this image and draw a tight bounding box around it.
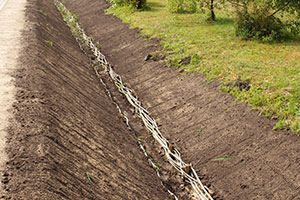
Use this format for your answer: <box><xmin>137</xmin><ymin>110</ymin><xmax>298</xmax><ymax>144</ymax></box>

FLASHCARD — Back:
<box><xmin>107</xmin><ymin>0</ymin><xmax>300</xmax><ymax>132</ymax></box>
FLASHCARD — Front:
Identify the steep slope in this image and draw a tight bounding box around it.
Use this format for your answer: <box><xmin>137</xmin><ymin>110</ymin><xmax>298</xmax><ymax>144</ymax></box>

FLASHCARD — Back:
<box><xmin>2</xmin><ymin>0</ymin><xmax>169</xmax><ymax>199</ymax></box>
<box><xmin>63</xmin><ymin>0</ymin><xmax>300</xmax><ymax>199</ymax></box>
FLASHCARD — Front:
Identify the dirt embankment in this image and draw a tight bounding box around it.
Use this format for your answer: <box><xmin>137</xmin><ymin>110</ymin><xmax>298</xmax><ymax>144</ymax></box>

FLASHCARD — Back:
<box><xmin>2</xmin><ymin>0</ymin><xmax>169</xmax><ymax>199</ymax></box>
<box><xmin>64</xmin><ymin>0</ymin><xmax>300</xmax><ymax>199</ymax></box>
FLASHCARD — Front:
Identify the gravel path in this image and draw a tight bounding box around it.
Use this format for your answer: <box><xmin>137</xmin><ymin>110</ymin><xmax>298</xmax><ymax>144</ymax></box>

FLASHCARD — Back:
<box><xmin>0</xmin><ymin>0</ymin><xmax>26</xmax><ymax>194</ymax></box>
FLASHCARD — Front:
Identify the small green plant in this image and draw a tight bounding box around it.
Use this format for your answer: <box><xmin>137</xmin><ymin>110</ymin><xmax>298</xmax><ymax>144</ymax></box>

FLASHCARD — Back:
<box><xmin>39</xmin><ymin>9</ymin><xmax>48</xmax><ymax>17</ymax></box>
<box><xmin>212</xmin><ymin>157</ymin><xmax>232</xmax><ymax>161</ymax></box>
<box><xmin>149</xmin><ymin>157</ymin><xmax>161</xmax><ymax>169</ymax></box>
<box><xmin>86</xmin><ymin>172</ymin><xmax>95</xmax><ymax>184</ymax></box>
<box><xmin>137</xmin><ymin>135</ymin><xmax>146</xmax><ymax>140</ymax></box>
<box><xmin>196</xmin><ymin>127</ymin><xmax>205</xmax><ymax>136</ymax></box>
<box><xmin>290</xmin><ymin>121</ymin><xmax>300</xmax><ymax>133</ymax></box>
<box><xmin>45</xmin><ymin>40</ymin><xmax>53</xmax><ymax>46</ymax></box>
<box><xmin>273</xmin><ymin>120</ymin><xmax>287</xmax><ymax>131</ymax></box>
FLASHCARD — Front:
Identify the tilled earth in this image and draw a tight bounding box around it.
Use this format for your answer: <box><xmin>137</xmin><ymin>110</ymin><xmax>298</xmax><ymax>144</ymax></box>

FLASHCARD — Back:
<box><xmin>1</xmin><ymin>0</ymin><xmax>170</xmax><ymax>199</ymax></box>
<box><xmin>64</xmin><ymin>0</ymin><xmax>300</xmax><ymax>199</ymax></box>
<box><xmin>2</xmin><ymin>0</ymin><xmax>300</xmax><ymax>199</ymax></box>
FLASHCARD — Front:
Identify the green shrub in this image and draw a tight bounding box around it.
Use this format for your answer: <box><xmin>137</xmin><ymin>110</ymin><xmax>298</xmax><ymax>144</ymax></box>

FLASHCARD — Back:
<box><xmin>288</xmin><ymin>15</ymin><xmax>300</xmax><ymax>36</ymax></box>
<box><xmin>167</xmin><ymin>0</ymin><xmax>199</xmax><ymax>13</ymax></box>
<box><xmin>234</xmin><ymin>0</ymin><xmax>300</xmax><ymax>41</ymax></box>
<box><xmin>235</xmin><ymin>7</ymin><xmax>285</xmax><ymax>41</ymax></box>
<box><xmin>109</xmin><ymin>0</ymin><xmax>147</xmax><ymax>9</ymax></box>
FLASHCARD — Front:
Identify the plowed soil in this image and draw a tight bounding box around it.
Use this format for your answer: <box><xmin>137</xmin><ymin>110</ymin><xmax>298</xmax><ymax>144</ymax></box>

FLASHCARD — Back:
<box><xmin>2</xmin><ymin>0</ymin><xmax>300</xmax><ymax>199</ymax></box>
<box><xmin>63</xmin><ymin>0</ymin><xmax>300</xmax><ymax>199</ymax></box>
<box><xmin>1</xmin><ymin>0</ymin><xmax>169</xmax><ymax>199</ymax></box>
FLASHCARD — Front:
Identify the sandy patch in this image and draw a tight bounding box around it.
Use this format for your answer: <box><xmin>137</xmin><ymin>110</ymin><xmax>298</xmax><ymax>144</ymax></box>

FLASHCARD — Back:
<box><xmin>0</xmin><ymin>0</ymin><xmax>26</xmax><ymax>193</ymax></box>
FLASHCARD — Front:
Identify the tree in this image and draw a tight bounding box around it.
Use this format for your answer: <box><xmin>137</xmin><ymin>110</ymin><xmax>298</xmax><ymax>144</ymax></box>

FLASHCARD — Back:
<box><xmin>198</xmin><ymin>0</ymin><xmax>226</xmax><ymax>21</ymax></box>
<box><xmin>136</xmin><ymin>0</ymin><xmax>146</xmax><ymax>9</ymax></box>
<box><xmin>210</xmin><ymin>0</ymin><xmax>216</xmax><ymax>20</ymax></box>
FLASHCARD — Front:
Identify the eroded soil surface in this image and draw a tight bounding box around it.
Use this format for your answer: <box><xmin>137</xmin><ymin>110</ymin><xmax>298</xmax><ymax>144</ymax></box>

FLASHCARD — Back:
<box><xmin>63</xmin><ymin>0</ymin><xmax>300</xmax><ymax>199</ymax></box>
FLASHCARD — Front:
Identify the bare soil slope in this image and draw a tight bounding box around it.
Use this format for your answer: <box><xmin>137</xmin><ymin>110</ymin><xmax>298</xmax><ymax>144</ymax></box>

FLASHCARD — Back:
<box><xmin>2</xmin><ymin>0</ymin><xmax>169</xmax><ymax>199</ymax></box>
<box><xmin>64</xmin><ymin>0</ymin><xmax>300</xmax><ymax>199</ymax></box>
<box><xmin>0</xmin><ymin>0</ymin><xmax>26</xmax><ymax>195</ymax></box>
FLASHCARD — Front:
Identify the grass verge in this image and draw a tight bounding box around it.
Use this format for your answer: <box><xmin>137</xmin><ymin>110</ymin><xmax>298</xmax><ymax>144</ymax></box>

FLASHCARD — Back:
<box><xmin>107</xmin><ymin>0</ymin><xmax>300</xmax><ymax>133</ymax></box>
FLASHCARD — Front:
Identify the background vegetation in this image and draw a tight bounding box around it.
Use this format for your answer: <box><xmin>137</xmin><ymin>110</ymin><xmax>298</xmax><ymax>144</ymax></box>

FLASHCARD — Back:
<box><xmin>108</xmin><ymin>0</ymin><xmax>147</xmax><ymax>9</ymax></box>
<box><xmin>107</xmin><ymin>0</ymin><xmax>300</xmax><ymax>132</ymax></box>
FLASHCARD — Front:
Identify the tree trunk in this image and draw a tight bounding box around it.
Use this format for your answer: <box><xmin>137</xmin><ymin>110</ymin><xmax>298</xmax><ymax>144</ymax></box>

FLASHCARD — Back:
<box><xmin>210</xmin><ymin>0</ymin><xmax>216</xmax><ymax>20</ymax></box>
<box><xmin>137</xmin><ymin>0</ymin><xmax>145</xmax><ymax>9</ymax></box>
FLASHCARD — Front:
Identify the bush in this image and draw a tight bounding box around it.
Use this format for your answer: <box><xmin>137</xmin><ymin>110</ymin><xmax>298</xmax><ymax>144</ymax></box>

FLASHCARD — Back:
<box><xmin>167</xmin><ymin>0</ymin><xmax>199</xmax><ymax>13</ymax></box>
<box><xmin>235</xmin><ymin>10</ymin><xmax>285</xmax><ymax>41</ymax></box>
<box><xmin>288</xmin><ymin>15</ymin><xmax>300</xmax><ymax>36</ymax></box>
<box><xmin>234</xmin><ymin>0</ymin><xmax>300</xmax><ymax>41</ymax></box>
<box><xmin>109</xmin><ymin>0</ymin><xmax>147</xmax><ymax>9</ymax></box>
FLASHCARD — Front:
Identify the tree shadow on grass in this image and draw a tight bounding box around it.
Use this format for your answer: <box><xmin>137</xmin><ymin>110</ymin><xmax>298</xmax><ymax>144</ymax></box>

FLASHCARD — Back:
<box><xmin>206</xmin><ymin>17</ymin><xmax>235</xmax><ymax>25</ymax></box>
<box><xmin>273</xmin><ymin>36</ymin><xmax>300</xmax><ymax>45</ymax></box>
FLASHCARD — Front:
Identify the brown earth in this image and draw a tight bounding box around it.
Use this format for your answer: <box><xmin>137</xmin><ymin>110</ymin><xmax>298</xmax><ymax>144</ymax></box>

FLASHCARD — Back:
<box><xmin>2</xmin><ymin>0</ymin><xmax>300</xmax><ymax>199</ymax></box>
<box><xmin>1</xmin><ymin>0</ymin><xmax>171</xmax><ymax>199</ymax></box>
<box><xmin>62</xmin><ymin>0</ymin><xmax>300</xmax><ymax>199</ymax></box>
<box><xmin>0</xmin><ymin>0</ymin><xmax>26</xmax><ymax>194</ymax></box>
